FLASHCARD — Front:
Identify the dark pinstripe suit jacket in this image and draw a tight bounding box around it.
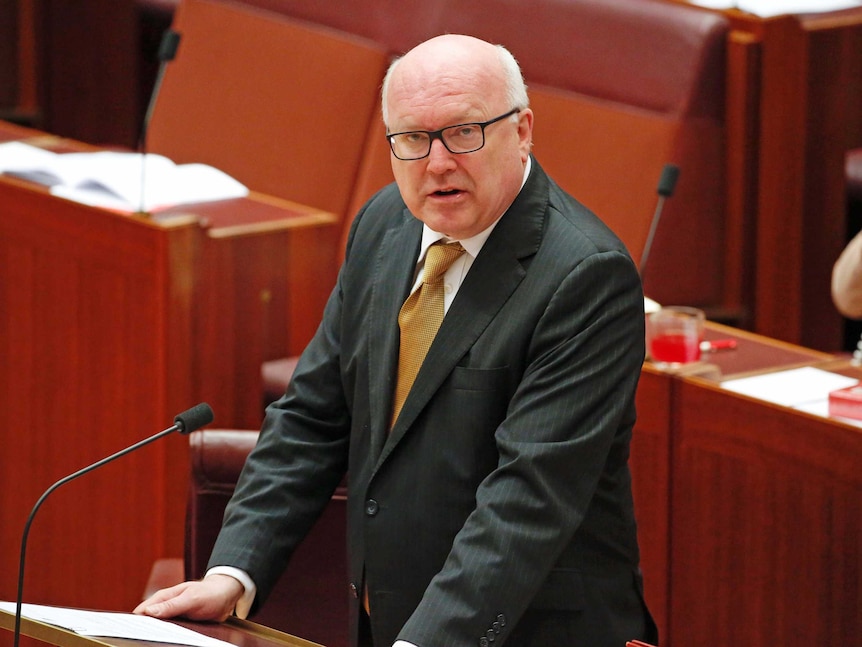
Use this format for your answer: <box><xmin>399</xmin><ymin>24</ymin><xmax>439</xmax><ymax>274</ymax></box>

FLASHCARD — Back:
<box><xmin>210</xmin><ymin>159</ymin><xmax>657</xmax><ymax>647</ymax></box>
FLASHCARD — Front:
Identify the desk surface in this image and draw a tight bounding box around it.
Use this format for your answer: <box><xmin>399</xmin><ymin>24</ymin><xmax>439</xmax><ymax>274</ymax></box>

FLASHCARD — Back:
<box><xmin>638</xmin><ymin>315</ymin><xmax>861</xmax><ymax>647</ymax></box>
<box><xmin>669</xmin><ymin>370</ymin><xmax>862</xmax><ymax>647</ymax></box>
<box><xmin>0</xmin><ymin>609</ymin><xmax>323</xmax><ymax>647</ymax></box>
<box><xmin>699</xmin><ymin>321</ymin><xmax>833</xmax><ymax>377</ymax></box>
<box><xmin>634</xmin><ymin>320</ymin><xmax>849</xmax><ymax>647</ymax></box>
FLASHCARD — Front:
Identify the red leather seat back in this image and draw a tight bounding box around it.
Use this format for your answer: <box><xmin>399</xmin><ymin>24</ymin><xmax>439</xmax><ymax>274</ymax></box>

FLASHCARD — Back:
<box><xmin>237</xmin><ymin>0</ymin><xmax>731</xmax><ymax>310</ymax></box>
<box><xmin>149</xmin><ymin>0</ymin><xmax>390</xmax><ymax>221</ymax></box>
<box><xmin>187</xmin><ymin>429</ymin><xmax>349</xmax><ymax>647</ymax></box>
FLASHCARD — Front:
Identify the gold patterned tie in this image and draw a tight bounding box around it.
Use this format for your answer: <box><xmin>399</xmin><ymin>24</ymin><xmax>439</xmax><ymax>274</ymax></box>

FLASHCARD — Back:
<box><xmin>391</xmin><ymin>241</ymin><xmax>466</xmax><ymax>425</ymax></box>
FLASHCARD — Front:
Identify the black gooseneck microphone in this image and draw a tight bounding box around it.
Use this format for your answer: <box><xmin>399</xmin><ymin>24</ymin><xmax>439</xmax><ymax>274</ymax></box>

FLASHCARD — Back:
<box><xmin>12</xmin><ymin>402</ymin><xmax>214</xmax><ymax>647</ymax></box>
<box><xmin>639</xmin><ymin>163</ymin><xmax>680</xmax><ymax>279</ymax></box>
<box><xmin>136</xmin><ymin>29</ymin><xmax>182</xmax><ymax>215</ymax></box>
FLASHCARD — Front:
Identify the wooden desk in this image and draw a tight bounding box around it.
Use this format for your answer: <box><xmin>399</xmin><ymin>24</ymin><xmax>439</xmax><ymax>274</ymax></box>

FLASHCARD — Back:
<box><xmin>7</xmin><ymin>111</ymin><xmax>857</xmax><ymax>643</ymax></box>
<box><xmin>0</xmin><ymin>608</ymin><xmax>323</xmax><ymax>647</ymax></box>
<box><xmin>630</xmin><ymin>322</ymin><xmax>831</xmax><ymax>645</ymax></box>
<box><xmin>0</xmin><ymin>122</ymin><xmax>337</xmax><ymax>618</ymax></box>
<box><xmin>633</xmin><ymin>320</ymin><xmax>859</xmax><ymax>647</ymax></box>
<box><xmin>674</xmin><ymin>3</ymin><xmax>862</xmax><ymax>350</ymax></box>
<box><xmin>669</xmin><ymin>361</ymin><xmax>862</xmax><ymax>647</ymax></box>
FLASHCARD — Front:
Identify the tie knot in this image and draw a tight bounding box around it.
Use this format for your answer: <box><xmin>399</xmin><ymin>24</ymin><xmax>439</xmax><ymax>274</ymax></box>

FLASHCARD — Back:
<box><xmin>423</xmin><ymin>241</ymin><xmax>465</xmax><ymax>284</ymax></box>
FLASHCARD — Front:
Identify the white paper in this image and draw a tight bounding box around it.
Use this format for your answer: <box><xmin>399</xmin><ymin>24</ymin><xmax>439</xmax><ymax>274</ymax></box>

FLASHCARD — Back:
<box><xmin>688</xmin><ymin>0</ymin><xmax>737</xmax><ymax>8</ymax></box>
<box><xmin>688</xmin><ymin>0</ymin><xmax>861</xmax><ymax>16</ymax></box>
<box><xmin>0</xmin><ymin>602</ymin><xmax>236</xmax><ymax>647</ymax></box>
<box><xmin>720</xmin><ymin>366</ymin><xmax>858</xmax><ymax>412</ymax></box>
<box><xmin>794</xmin><ymin>398</ymin><xmax>862</xmax><ymax>427</ymax></box>
<box><xmin>0</xmin><ymin>142</ymin><xmax>248</xmax><ymax>212</ymax></box>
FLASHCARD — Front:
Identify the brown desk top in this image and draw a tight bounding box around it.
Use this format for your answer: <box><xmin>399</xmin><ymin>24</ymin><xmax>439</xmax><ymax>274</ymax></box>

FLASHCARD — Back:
<box><xmin>644</xmin><ymin>320</ymin><xmax>833</xmax><ymax>383</ymax></box>
<box><xmin>0</xmin><ymin>608</ymin><xmax>323</xmax><ymax>647</ymax></box>
<box><xmin>699</xmin><ymin>320</ymin><xmax>832</xmax><ymax>378</ymax></box>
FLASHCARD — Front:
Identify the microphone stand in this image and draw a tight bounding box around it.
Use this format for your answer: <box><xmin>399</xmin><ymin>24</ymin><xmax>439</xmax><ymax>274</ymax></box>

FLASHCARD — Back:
<box><xmin>13</xmin><ymin>402</ymin><xmax>212</xmax><ymax>647</ymax></box>
<box><xmin>639</xmin><ymin>163</ymin><xmax>680</xmax><ymax>280</ymax></box>
<box><xmin>136</xmin><ymin>29</ymin><xmax>181</xmax><ymax>217</ymax></box>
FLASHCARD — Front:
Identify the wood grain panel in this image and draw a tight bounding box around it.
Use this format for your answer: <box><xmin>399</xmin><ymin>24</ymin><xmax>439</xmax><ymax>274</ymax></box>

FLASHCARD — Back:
<box><xmin>631</xmin><ymin>367</ymin><xmax>674</xmax><ymax>645</ymax></box>
<box><xmin>0</xmin><ymin>120</ymin><xmax>337</xmax><ymax>622</ymax></box>
<box><xmin>670</xmin><ymin>378</ymin><xmax>862</xmax><ymax>647</ymax></box>
<box><xmin>0</xmin><ymin>181</ymin><xmax>195</xmax><ymax>613</ymax></box>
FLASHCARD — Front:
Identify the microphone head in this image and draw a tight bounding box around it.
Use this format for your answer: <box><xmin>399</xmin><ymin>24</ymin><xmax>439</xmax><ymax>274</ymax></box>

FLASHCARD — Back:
<box><xmin>657</xmin><ymin>164</ymin><xmax>680</xmax><ymax>198</ymax></box>
<box><xmin>158</xmin><ymin>30</ymin><xmax>182</xmax><ymax>62</ymax></box>
<box><xmin>174</xmin><ymin>402</ymin><xmax>214</xmax><ymax>434</ymax></box>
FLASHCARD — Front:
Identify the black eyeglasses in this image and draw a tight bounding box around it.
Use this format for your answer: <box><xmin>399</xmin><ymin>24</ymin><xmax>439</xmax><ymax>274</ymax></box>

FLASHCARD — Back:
<box><xmin>386</xmin><ymin>108</ymin><xmax>521</xmax><ymax>161</ymax></box>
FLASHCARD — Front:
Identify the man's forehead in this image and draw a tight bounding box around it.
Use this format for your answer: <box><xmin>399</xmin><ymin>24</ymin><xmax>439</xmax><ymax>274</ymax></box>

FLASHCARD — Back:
<box><xmin>387</xmin><ymin>91</ymin><xmax>494</xmax><ymax>131</ymax></box>
<box><xmin>389</xmin><ymin>70</ymin><xmax>502</xmax><ymax>115</ymax></box>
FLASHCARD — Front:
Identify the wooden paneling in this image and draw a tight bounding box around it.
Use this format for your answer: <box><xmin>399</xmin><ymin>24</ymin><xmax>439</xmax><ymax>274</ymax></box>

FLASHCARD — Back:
<box><xmin>36</xmin><ymin>0</ymin><xmax>140</xmax><ymax>146</ymax></box>
<box><xmin>0</xmin><ymin>179</ymin><xmax>198</xmax><ymax>613</ymax></box>
<box><xmin>0</xmin><ymin>2</ymin><xmax>19</xmax><ymax>111</ymax></box>
<box><xmin>0</xmin><ymin>121</ymin><xmax>337</xmax><ymax>620</ymax></box>
<box><xmin>631</xmin><ymin>367</ymin><xmax>674</xmax><ymax>645</ymax></box>
<box><xmin>633</xmin><ymin>322</ymin><xmax>831</xmax><ymax>647</ymax></box>
<box><xmin>670</xmin><ymin>377</ymin><xmax>862</xmax><ymax>647</ymax></box>
<box><xmin>698</xmin><ymin>6</ymin><xmax>862</xmax><ymax>350</ymax></box>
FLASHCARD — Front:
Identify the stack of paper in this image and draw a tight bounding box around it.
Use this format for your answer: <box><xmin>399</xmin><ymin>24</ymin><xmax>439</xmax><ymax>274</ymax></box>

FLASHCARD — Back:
<box><xmin>0</xmin><ymin>141</ymin><xmax>248</xmax><ymax>213</ymax></box>
<box><xmin>721</xmin><ymin>366</ymin><xmax>862</xmax><ymax>425</ymax></box>
<box><xmin>0</xmin><ymin>602</ymin><xmax>235</xmax><ymax>647</ymax></box>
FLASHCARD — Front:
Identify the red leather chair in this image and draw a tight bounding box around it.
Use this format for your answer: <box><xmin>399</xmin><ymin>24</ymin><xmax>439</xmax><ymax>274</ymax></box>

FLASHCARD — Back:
<box><xmin>146</xmin><ymin>428</ymin><xmax>349</xmax><ymax>647</ymax></box>
<box><xmin>261</xmin><ymin>358</ymin><xmax>300</xmax><ymax>410</ymax></box>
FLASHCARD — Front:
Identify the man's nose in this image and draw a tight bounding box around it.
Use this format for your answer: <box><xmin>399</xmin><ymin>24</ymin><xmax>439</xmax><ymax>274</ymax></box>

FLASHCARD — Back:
<box><xmin>426</xmin><ymin>137</ymin><xmax>457</xmax><ymax>172</ymax></box>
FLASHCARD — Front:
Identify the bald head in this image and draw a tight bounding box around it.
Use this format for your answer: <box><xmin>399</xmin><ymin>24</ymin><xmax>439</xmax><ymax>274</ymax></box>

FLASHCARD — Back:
<box><xmin>380</xmin><ymin>34</ymin><xmax>534</xmax><ymax>240</ymax></box>
<box><xmin>381</xmin><ymin>35</ymin><xmax>528</xmax><ymax>128</ymax></box>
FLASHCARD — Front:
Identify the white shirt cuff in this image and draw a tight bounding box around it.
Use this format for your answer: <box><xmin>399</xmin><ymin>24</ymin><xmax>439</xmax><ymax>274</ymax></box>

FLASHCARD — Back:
<box><xmin>204</xmin><ymin>567</ymin><xmax>414</xmax><ymax>647</ymax></box>
<box><xmin>205</xmin><ymin>566</ymin><xmax>257</xmax><ymax>619</ymax></box>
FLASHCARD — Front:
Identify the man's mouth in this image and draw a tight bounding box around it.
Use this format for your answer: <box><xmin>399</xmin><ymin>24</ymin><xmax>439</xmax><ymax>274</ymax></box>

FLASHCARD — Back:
<box><xmin>433</xmin><ymin>189</ymin><xmax>461</xmax><ymax>196</ymax></box>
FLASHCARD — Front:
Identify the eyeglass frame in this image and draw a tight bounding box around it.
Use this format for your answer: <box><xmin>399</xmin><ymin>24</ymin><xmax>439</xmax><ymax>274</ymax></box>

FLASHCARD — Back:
<box><xmin>385</xmin><ymin>108</ymin><xmax>522</xmax><ymax>161</ymax></box>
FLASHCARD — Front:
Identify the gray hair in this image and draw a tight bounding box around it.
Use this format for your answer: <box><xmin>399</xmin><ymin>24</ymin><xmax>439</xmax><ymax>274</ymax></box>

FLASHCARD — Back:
<box><xmin>381</xmin><ymin>43</ymin><xmax>529</xmax><ymax>128</ymax></box>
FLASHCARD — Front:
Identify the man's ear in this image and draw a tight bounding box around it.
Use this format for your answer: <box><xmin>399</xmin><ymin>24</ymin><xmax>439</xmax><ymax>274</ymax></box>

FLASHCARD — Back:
<box><xmin>518</xmin><ymin>109</ymin><xmax>535</xmax><ymax>160</ymax></box>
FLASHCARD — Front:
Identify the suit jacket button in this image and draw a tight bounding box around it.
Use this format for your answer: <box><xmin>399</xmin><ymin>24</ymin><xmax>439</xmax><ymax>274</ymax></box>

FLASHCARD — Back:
<box><xmin>349</xmin><ymin>583</ymin><xmax>359</xmax><ymax>598</ymax></box>
<box><xmin>492</xmin><ymin>621</ymin><xmax>501</xmax><ymax>633</ymax></box>
<box><xmin>365</xmin><ymin>499</ymin><xmax>379</xmax><ymax>516</ymax></box>
<box><xmin>486</xmin><ymin>629</ymin><xmax>496</xmax><ymax>642</ymax></box>
<box><xmin>479</xmin><ymin>638</ymin><xmax>489</xmax><ymax>647</ymax></box>
<box><xmin>497</xmin><ymin>614</ymin><xmax>506</xmax><ymax>627</ymax></box>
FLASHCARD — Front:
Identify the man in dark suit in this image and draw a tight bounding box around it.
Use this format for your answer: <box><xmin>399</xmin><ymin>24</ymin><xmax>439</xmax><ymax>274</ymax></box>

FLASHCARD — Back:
<box><xmin>136</xmin><ymin>33</ymin><xmax>657</xmax><ymax>647</ymax></box>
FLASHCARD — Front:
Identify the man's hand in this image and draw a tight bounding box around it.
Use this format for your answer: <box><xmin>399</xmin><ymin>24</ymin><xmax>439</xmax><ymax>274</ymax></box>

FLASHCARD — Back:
<box><xmin>133</xmin><ymin>574</ymin><xmax>244</xmax><ymax>622</ymax></box>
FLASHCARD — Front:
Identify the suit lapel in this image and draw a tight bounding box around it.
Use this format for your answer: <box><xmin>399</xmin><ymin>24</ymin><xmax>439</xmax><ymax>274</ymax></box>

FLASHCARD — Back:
<box><xmin>379</xmin><ymin>160</ymin><xmax>549</xmax><ymax>461</ymax></box>
<box><xmin>366</xmin><ymin>212</ymin><xmax>422</xmax><ymax>458</ymax></box>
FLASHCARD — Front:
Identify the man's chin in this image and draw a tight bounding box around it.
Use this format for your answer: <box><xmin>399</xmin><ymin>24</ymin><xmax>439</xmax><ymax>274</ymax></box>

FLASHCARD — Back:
<box><xmin>417</xmin><ymin>207</ymin><xmax>475</xmax><ymax>238</ymax></box>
